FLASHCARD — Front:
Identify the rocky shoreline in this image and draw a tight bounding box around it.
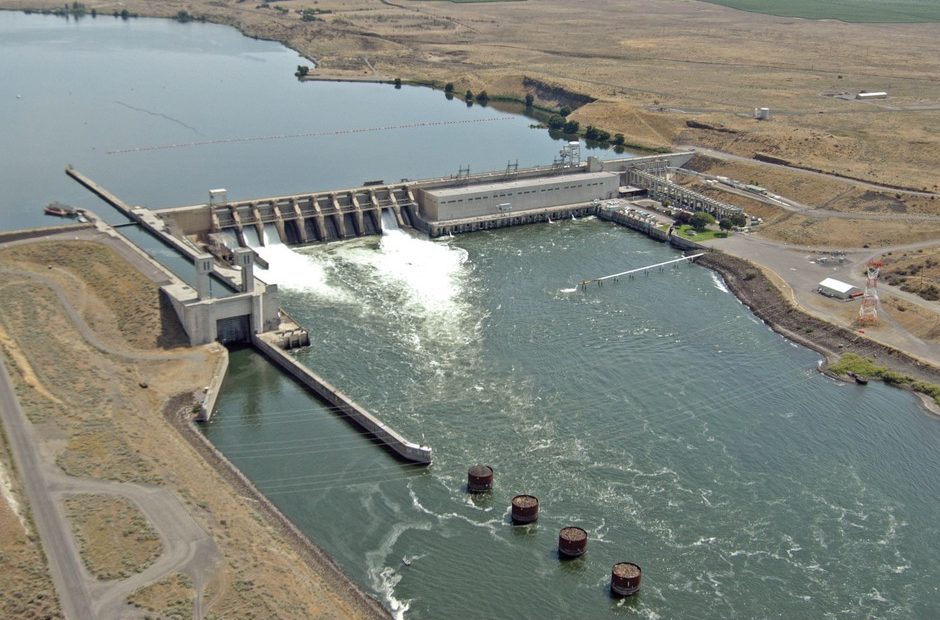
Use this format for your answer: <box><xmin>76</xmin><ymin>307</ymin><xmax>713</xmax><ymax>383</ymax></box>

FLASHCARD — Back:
<box><xmin>697</xmin><ymin>251</ymin><xmax>940</xmax><ymax>408</ymax></box>
<box><xmin>164</xmin><ymin>394</ymin><xmax>391</xmax><ymax>620</ymax></box>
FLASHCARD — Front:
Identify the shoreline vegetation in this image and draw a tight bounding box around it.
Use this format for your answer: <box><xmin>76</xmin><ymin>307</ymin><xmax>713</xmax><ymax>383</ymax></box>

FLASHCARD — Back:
<box><xmin>698</xmin><ymin>251</ymin><xmax>940</xmax><ymax>412</ymax></box>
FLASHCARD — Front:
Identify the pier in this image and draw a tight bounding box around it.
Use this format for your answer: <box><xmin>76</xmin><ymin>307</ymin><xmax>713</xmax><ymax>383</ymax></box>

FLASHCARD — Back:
<box><xmin>579</xmin><ymin>254</ymin><xmax>704</xmax><ymax>290</ymax></box>
<box><xmin>253</xmin><ymin>334</ymin><xmax>432</xmax><ymax>464</ymax></box>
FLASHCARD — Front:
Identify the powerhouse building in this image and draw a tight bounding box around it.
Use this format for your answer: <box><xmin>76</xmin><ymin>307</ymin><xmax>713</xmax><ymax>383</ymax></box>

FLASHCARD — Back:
<box><xmin>418</xmin><ymin>171</ymin><xmax>620</xmax><ymax>222</ymax></box>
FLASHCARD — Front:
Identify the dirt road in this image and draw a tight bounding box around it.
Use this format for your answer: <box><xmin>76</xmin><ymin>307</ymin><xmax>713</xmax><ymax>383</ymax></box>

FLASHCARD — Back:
<box><xmin>707</xmin><ymin>233</ymin><xmax>940</xmax><ymax>366</ymax></box>
<box><xmin>0</xmin><ymin>359</ymin><xmax>94</xmax><ymax>620</ymax></box>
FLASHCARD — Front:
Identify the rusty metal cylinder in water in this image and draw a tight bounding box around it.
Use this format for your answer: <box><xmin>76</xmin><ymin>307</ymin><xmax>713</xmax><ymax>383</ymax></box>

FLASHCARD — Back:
<box><xmin>467</xmin><ymin>464</ymin><xmax>494</xmax><ymax>492</ymax></box>
<box><xmin>510</xmin><ymin>494</ymin><xmax>539</xmax><ymax>524</ymax></box>
<box><xmin>610</xmin><ymin>562</ymin><xmax>642</xmax><ymax>596</ymax></box>
<box><xmin>558</xmin><ymin>526</ymin><xmax>588</xmax><ymax>558</ymax></box>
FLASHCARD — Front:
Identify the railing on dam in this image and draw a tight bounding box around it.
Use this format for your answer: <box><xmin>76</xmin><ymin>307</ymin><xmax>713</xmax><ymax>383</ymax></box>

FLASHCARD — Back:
<box><xmin>625</xmin><ymin>166</ymin><xmax>742</xmax><ymax>220</ymax></box>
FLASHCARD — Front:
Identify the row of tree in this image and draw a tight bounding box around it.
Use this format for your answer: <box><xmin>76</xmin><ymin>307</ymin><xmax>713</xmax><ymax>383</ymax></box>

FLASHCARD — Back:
<box><xmin>675</xmin><ymin>210</ymin><xmax>747</xmax><ymax>232</ymax></box>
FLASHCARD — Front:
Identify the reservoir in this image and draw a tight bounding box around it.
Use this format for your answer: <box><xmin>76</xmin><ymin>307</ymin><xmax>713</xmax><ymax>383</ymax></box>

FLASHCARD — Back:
<box><xmin>3</xmin><ymin>11</ymin><xmax>939</xmax><ymax>619</ymax></box>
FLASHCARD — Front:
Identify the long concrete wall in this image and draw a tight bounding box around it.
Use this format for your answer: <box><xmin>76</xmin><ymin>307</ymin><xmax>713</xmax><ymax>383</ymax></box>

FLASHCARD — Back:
<box><xmin>152</xmin><ymin>152</ymin><xmax>696</xmax><ymax>247</ymax></box>
<box><xmin>253</xmin><ymin>334</ymin><xmax>432</xmax><ymax>465</ymax></box>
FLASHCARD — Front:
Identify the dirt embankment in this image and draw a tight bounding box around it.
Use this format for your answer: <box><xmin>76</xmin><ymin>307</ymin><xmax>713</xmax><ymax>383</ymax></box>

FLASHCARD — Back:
<box><xmin>0</xmin><ymin>236</ymin><xmax>386</xmax><ymax>619</ymax></box>
<box><xmin>164</xmin><ymin>393</ymin><xmax>390</xmax><ymax>620</ymax></box>
<box><xmin>698</xmin><ymin>250</ymin><xmax>940</xmax><ymax>387</ymax></box>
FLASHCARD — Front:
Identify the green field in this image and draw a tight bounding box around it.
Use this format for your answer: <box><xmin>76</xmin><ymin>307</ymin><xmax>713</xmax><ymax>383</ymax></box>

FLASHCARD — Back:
<box><xmin>699</xmin><ymin>0</ymin><xmax>940</xmax><ymax>23</ymax></box>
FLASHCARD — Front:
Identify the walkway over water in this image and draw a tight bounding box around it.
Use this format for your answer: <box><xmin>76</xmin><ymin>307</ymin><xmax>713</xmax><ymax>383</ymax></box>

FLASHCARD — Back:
<box><xmin>580</xmin><ymin>253</ymin><xmax>705</xmax><ymax>289</ymax></box>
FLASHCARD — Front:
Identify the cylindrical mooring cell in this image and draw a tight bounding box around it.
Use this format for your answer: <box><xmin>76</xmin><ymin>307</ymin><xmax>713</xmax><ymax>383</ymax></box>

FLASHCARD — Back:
<box><xmin>558</xmin><ymin>526</ymin><xmax>588</xmax><ymax>558</ymax></box>
<box><xmin>610</xmin><ymin>562</ymin><xmax>642</xmax><ymax>597</ymax></box>
<box><xmin>467</xmin><ymin>464</ymin><xmax>494</xmax><ymax>492</ymax></box>
<box><xmin>510</xmin><ymin>494</ymin><xmax>539</xmax><ymax>524</ymax></box>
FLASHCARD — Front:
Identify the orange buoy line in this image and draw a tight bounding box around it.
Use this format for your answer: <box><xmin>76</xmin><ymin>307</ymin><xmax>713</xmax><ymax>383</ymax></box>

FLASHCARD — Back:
<box><xmin>105</xmin><ymin>117</ymin><xmax>516</xmax><ymax>155</ymax></box>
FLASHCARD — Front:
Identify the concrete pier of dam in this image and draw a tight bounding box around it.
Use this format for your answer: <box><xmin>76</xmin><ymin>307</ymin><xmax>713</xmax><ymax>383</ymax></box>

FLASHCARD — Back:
<box><xmin>253</xmin><ymin>334</ymin><xmax>432</xmax><ymax>464</ymax></box>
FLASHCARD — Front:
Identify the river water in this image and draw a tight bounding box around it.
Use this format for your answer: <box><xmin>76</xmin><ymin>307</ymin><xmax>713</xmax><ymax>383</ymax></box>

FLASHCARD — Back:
<box><xmin>3</xmin><ymin>11</ymin><xmax>939</xmax><ymax>620</ymax></box>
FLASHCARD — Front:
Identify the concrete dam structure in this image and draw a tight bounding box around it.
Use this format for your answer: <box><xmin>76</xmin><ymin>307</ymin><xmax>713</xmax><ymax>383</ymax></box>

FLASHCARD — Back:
<box><xmin>153</xmin><ymin>151</ymin><xmax>738</xmax><ymax>250</ymax></box>
<box><xmin>66</xmin><ymin>149</ymin><xmax>737</xmax><ymax>468</ymax></box>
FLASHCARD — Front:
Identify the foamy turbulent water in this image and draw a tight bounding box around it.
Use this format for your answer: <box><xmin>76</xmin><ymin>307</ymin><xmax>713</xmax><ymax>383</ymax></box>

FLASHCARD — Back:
<box><xmin>207</xmin><ymin>218</ymin><xmax>940</xmax><ymax>619</ymax></box>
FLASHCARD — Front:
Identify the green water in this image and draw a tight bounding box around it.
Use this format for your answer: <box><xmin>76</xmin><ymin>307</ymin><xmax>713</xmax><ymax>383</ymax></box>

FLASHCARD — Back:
<box><xmin>207</xmin><ymin>220</ymin><xmax>940</xmax><ymax>618</ymax></box>
<box><xmin>3</xmin><ymin>11</ymin><xmax>938</xmax><ymax>619</ymax></box>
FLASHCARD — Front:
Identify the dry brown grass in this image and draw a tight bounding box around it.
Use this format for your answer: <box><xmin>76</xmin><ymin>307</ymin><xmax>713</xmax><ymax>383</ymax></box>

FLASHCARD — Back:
<box><xmin>4</xmin><ymin>0</ymin><xmax>939</xmax><ymax>247</ymax></box>
<box><xmin>757</xmin><ymin>212</ymin><xmax>940</xmax><ymax>247</ymax></box>
<box><xmin>881</xmin><ymin>247</ymin><xmax>940</xmax><ymax>301</ymax></box>
<box><xmin>0</xmin><ymin>434</ymin><xmax>63</xmax><ymax>619</ymax></box>
<box><xmin>63</xmin><ymin>494</ymin><xmax>163</xmax><ymax>580</ymax></box>
<box><xmin>5</xmin><ymin>0</ymin><xmax>939</xmax><ymax>193</ymax></box>
<box><xmin>129</xmin><ymin>572</ymin><xmax>194</xmax><ymax>619</ymax></box>
<box><xmin>0</xmin><ymin>239</ymin><xmax>377</xmax><ymax>618</ymax></box>
<box><xmin>1</xmin><ymin>241</ymin><xmax>188</xmax><ymax>350</ymax></box>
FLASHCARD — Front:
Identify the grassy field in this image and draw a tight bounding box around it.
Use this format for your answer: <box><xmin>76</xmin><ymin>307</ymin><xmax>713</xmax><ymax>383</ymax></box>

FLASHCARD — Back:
<box><xmin>671</xmin><ymin>224</ymin><xmax>728</xmax><ymax>242</ymax></box>
<box><xmin>699</xmin><ymin>0</ymin><xmax>940</xmax><ymax>23</ymax></box>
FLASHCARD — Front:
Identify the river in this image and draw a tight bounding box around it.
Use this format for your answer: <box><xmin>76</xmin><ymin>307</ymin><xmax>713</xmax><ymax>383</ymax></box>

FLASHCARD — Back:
<box><xmin>3</xmin><ymin>10</ymin><xmax>939</xmax><ymax>620</ymax></box>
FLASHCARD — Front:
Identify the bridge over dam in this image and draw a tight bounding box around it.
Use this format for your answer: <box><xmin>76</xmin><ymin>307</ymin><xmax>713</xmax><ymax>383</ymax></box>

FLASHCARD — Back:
<box><xmin>152</xmin><ymin>151</ymin><xmax>741</xmax><ymax>252</ymax></box>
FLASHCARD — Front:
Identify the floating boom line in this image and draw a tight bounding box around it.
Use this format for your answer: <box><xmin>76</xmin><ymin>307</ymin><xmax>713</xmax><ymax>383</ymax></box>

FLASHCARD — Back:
<box><xmin>579</xmin><ymin>253</ymin><xmax>704</xmax><ymax>290</ymax></box>
<box><xmin>106</xmin><ymin>116</ymin><xmax>516</xmax><ymax>155</ymax></box>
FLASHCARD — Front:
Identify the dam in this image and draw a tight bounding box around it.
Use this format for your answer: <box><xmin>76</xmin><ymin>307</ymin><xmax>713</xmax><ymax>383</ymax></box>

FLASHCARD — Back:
<box><xmin>152</xmin><ymin>151</ymin><xmax>741</xmax><ymax>252</ymax></box>
<box><xmin>7</xmin><ymin>14</ymin><xmax>939</xmax><ymax>620</ymax></box>
<box><xmin>67</xmin><ymin>149</ymin><xmax>738</xmax><ymax>468</ymax></box>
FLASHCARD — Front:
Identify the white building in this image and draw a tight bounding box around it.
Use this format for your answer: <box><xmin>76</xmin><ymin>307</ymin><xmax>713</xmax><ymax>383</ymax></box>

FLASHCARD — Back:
<box><xmin>817</xmin><ymin>277</ymin><xmax>861</xmax><ymax>300</ymax></box>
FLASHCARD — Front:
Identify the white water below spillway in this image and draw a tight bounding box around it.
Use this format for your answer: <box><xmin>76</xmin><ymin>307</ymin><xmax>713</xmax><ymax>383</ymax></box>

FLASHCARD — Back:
<box><xmin>220</xmin><ymin>230</ymin><xmax>240</xmax><ymax>250</ymax></box>
<box><xmin>262</xmin><ymin>223</ymin><xmax>280</xmax><ymax>246</ymax></box>
<box><xmin>246</xmin><ymin>222</ymin><xmax>346</xmax><ymax>298</ymax></box>
<box><xmin>346</xmin><ymin>218</ymin><xmax>468</xmax><ymax>317</ymax></box>
<box><xmin>242</xmin><ymin>226</ymin><xmax>261</xmax><ymax>248</ymax></box>
<box><xmin>381</xmin><ymin>208</ymin><xmax>399</xmax><ymax>232</ymax></box>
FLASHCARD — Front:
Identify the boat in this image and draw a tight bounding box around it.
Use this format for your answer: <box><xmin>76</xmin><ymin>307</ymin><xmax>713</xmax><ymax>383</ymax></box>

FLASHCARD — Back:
<box><xmin>43</xmin><ymin>202</ymin><xmax>77</xmax><ymax>218</ymax></box>
<box><xmin>847</xmin><ymin>371</ymin><xmax>869</xmax><ymax>385</ymax></box>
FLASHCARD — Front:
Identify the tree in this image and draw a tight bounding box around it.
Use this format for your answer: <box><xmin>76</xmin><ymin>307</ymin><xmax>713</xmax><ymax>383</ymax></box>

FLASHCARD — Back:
<box><xmin>524</xmin><ymin>93</ymin><xmax>534</xmax><ymax>108</ymax></box>
<box><xmin>295</xmin><ymin>65</ymin><xmax>310</xmax><ymax>78</ymax></box>
<box><xmin>559</xmin><ymin>105</ymin><xmax>572</xmax><ymax>117</ymax></box>
<box><xmin>728</xmin><ymin>213</ymin><xmax>747</xmax><ymax>228</ymax></box>
<box><xmin>394</xmin><ymin>77</ymin><xmax>402</xmax><ymax>89</ymax></box>
<box><xmin>585</xmin><ymin>125</ymin><xmax>599</xmax><ymax>140</ymax></box>
<box><xmin>465</xmin><ymin>89</ymin><xmax>474</xmax><ymax>102</ymax></box>
<box><xmin>690</xmin><ymin>211</ymin><xmax>716</xmax><ymax>231</ymax></box>
<box><xmin>719</xmin><ymin>218</ymin><xmax>733</xmax><ymax>231</ymax></box>
<box><xmin>563</xmin><ymin>119</ymin><xmax>579</xmax><ymax>134</ymax></box>
<box><xmin>176</xmin><ymin>10</ymin><xmax>193</xmax><ymax>22</ymax></box>
<box><xmin>613</xmin><ymin>133</ymin><xmax>625</xmax><ymax>146</ymax></box>
<box><xmin>547</xmin><ymin>115</ymin><xmax>565</xmax><ymax>130</ymax></box>
<box><xmin>475</xmin><ymin>90</ymin><xmax>489</xmax><ymax>104</ymax></box>
<box><xmin>120</xmin><ymin>8</ymin><xmax>130</xmax><ymax>19</ymax></box>
<box><xmin>444</xmin><ymin>82</ymin><xmax>454</xmax><ymax>94</ymax></box>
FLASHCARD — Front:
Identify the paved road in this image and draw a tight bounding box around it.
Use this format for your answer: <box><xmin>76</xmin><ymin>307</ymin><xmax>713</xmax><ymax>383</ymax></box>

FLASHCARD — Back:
<box><xmin>0</xmin><ymin>360</ymin><xmax>94</xmax><ymax>619</ymax></box>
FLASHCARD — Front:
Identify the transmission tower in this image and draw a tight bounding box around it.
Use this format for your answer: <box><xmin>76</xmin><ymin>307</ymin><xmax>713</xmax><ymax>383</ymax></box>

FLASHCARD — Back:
<box><xmin>857</xmin><ymin>259</ymin><xmax>882</xmax><ymax>325</ymax></box>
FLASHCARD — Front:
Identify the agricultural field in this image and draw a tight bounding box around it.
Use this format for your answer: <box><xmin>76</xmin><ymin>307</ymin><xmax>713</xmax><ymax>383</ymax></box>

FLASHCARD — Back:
<box><xmin>699</xmin><ymin>0</ymin><xmax>940</xmax><ymax>23</ymax></box>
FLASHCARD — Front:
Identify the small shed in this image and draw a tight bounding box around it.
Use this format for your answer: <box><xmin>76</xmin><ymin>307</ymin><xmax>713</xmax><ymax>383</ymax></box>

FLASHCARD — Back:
<box><xmin>818</xmin><ymin>277</ymin><xmax>860</xmax><ymax>300</ymax></box>
<box><xmin>856</xmin><ymin>91</ymin><xmax>887</xmax><ymax>100</ymax></box>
